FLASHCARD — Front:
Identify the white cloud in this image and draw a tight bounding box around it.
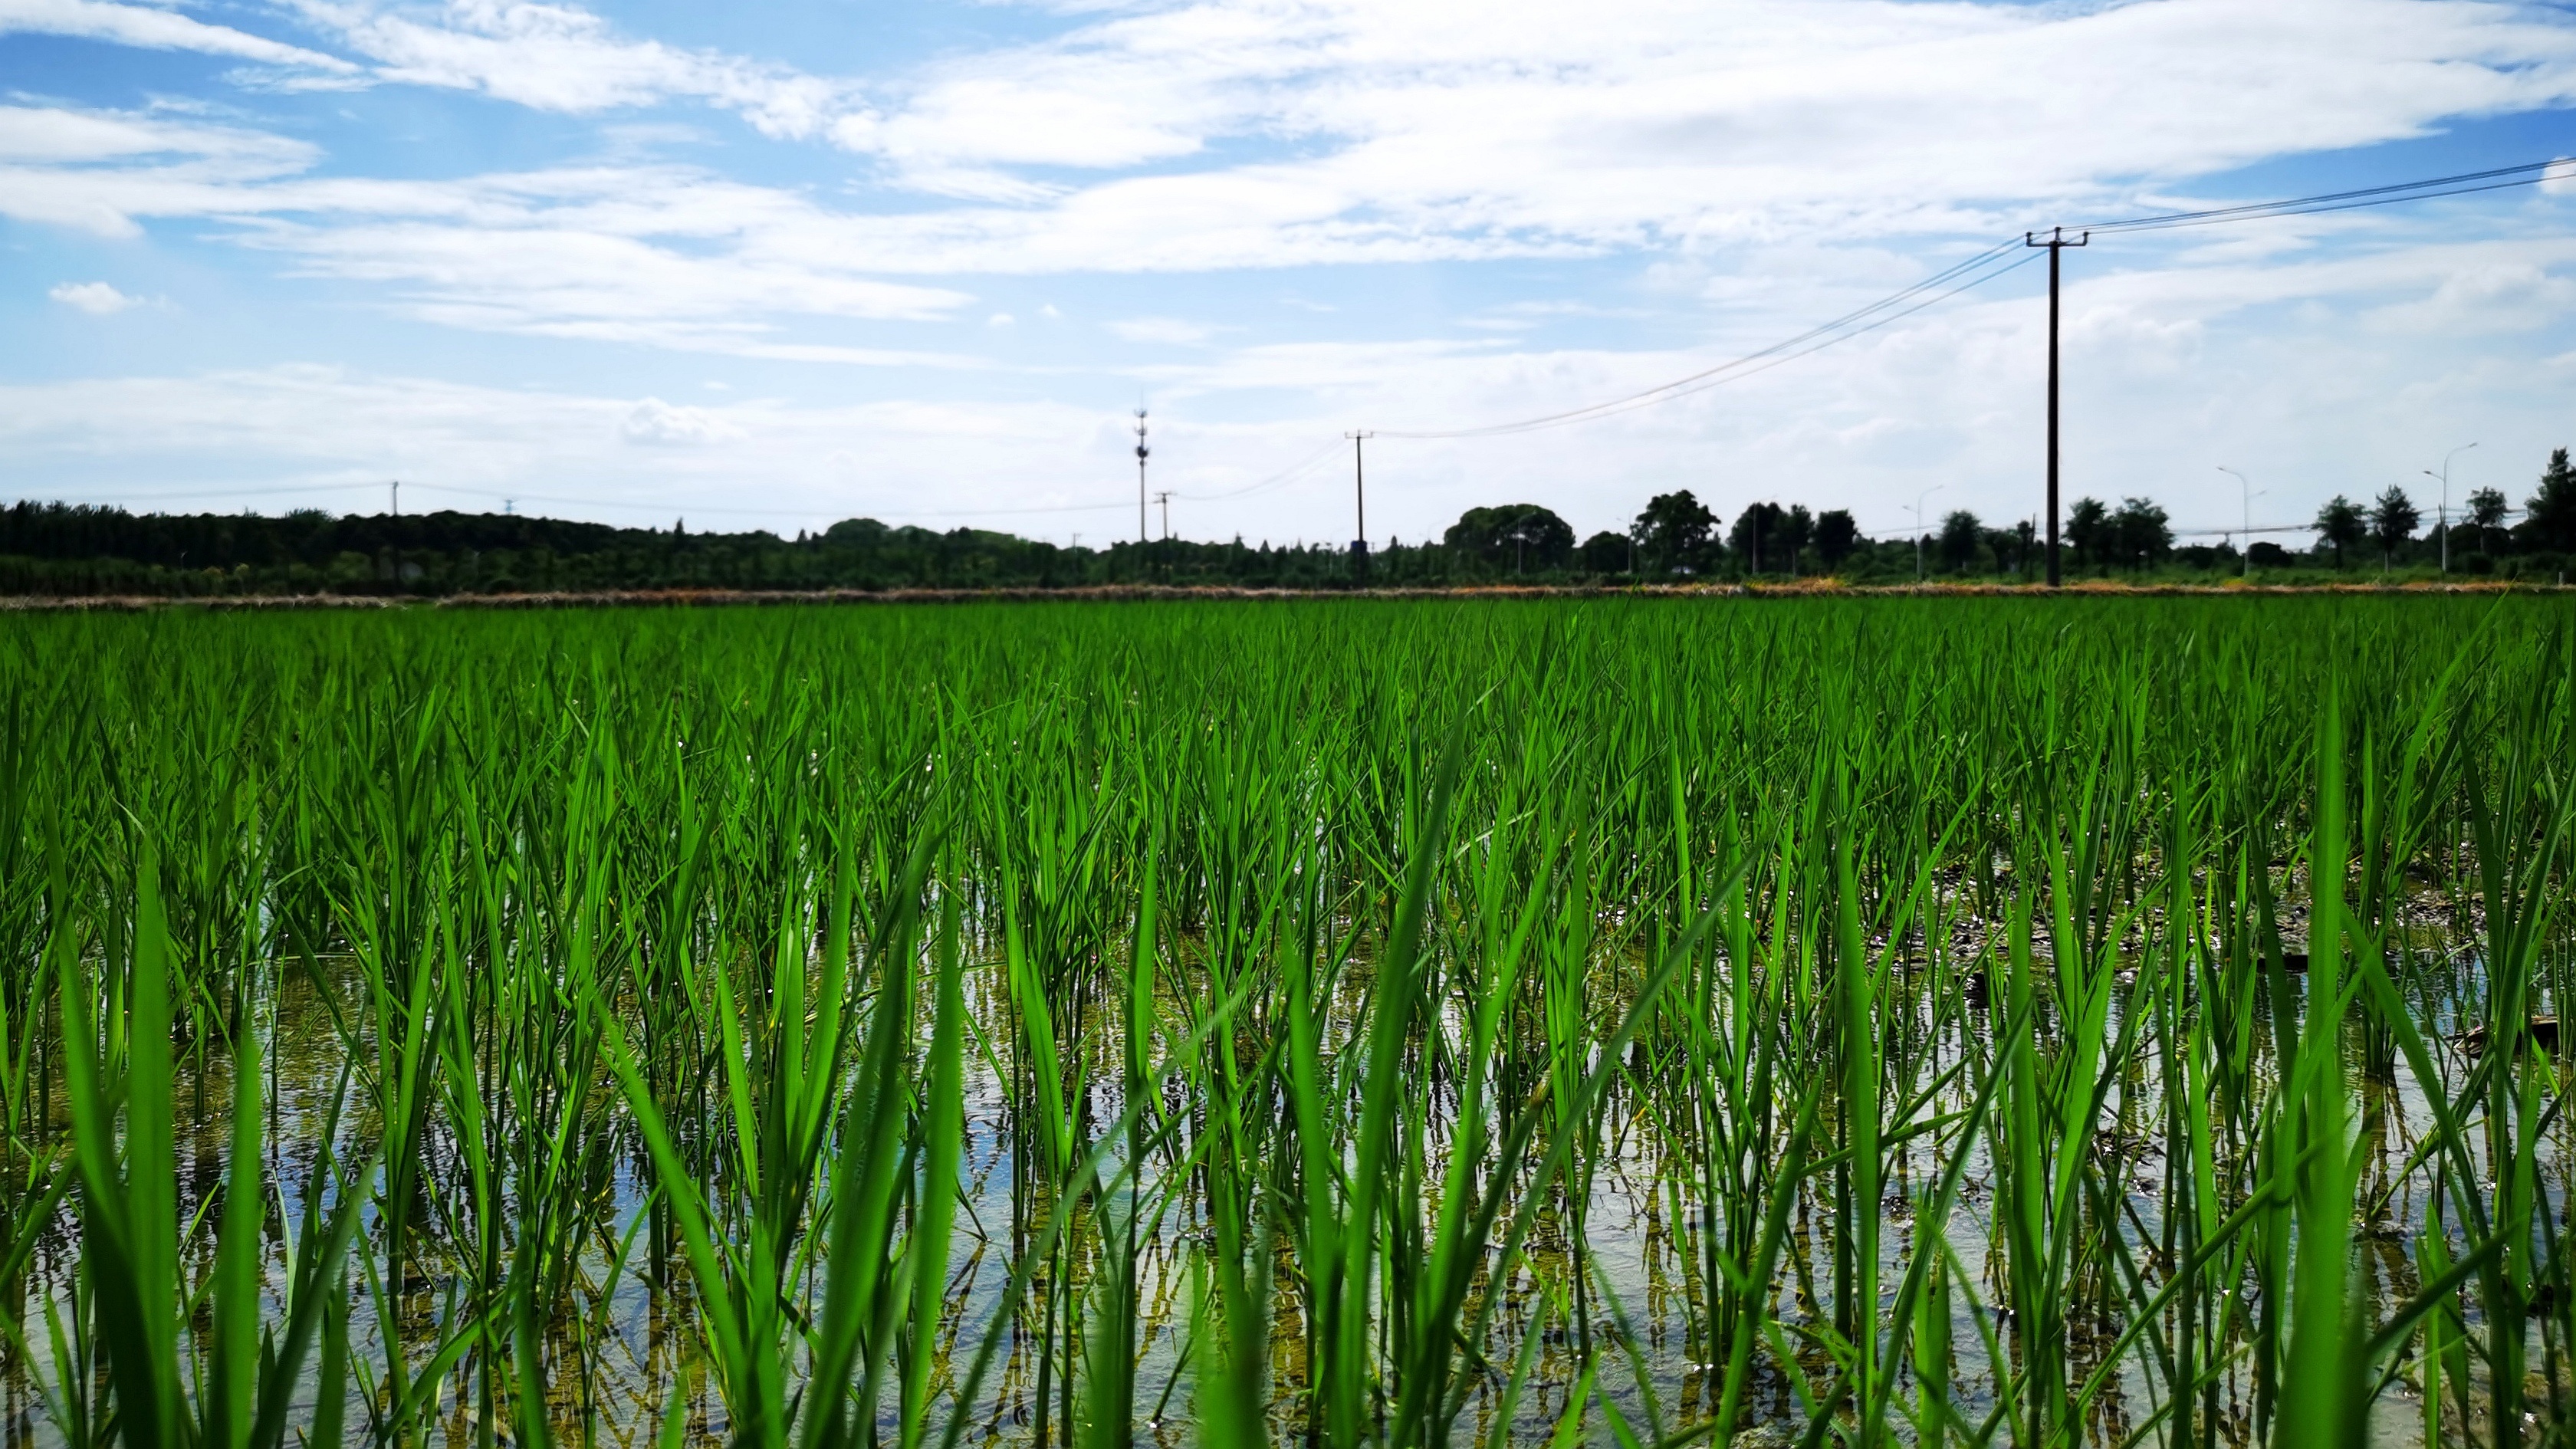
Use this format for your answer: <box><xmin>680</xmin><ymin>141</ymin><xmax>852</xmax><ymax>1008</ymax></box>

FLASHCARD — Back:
<box><xmin>2367</xmin><ymin>258</ymin><xmax>2576</xmax><ymax>334</ymax></box>
<box><xmin>5</xmin><ymin>0</ymin><xmax>2576</xmax><ymax>549</ymax></box>
<box><xmin>0</xmin><ymin>114</ymin><xmax>980</xmax><ymax>340</ymax></box>
<box><xmin>0</xmin><ymin>364</ymin><xmax>1127</xmax><ymax>528</ymax></box>
<box><xmin>0</xmin><ymin>104</ymin><xmax>319</xmax><ymax>233</ymax></box>
<box><xmin>288</xmin><ymin>0</ymin><xmax>844</xmax><ymax>136</ymax></box>
<box><xmin>0</xmin><ymin>103</ymin><xmax>315</xmax><ymax>167</ymax></box>
<box><xmin>807</xmin><ymin>0</ymin><xmax>2576</xmax><ymax>266</ymax></box>
<box><xmin>0</xmin><ymin>0</ymin><xmax>354</xmax><ymax>71</ymax></box>
<box><xmin>2</xmin><ymin>216</ymin><xmax>2572</xmax><ymax>551</ymax></box>
<box><xmin>1109</xmin><ymin>316</ymin><xmax>1217</xmax><ymax>345</ymax></box>
<box><xmin>621</xmin><ymin>396</ymin><xmax>741</xmax><ymax>445</ymax></box>
<box><xmin>28</xmin><ymin>0</ymin><xmax>2572</xmax><ymax>278</ymax></box>
<box><xmin>5</xmin><ymin>0</ymin><xmax>2574</xmax><ymax>324</ymax></box>
<box><xmin>48</xmin><ymin>279</ymin><xmax>141</xmax><ymax>313</ymax></box>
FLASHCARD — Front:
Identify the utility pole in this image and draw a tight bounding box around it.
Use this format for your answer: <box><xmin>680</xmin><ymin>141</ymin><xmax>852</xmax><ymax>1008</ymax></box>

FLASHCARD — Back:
<box><xmin>1133</xmin><ymin>409</ymin><xmax>1150</xmax><ymax>547</ymax></box>
<box><xmin>390</xmin><ymin>478</ymin><xmax>400</xmax><ymax>518</ymax></box>
<box><xmin>2025</xmin><ymin>226</ymin><xmax>2088</xmax><ymax>586</ymax></box>
<box><xmin>1345</xmin><ymin>430</ymin><xmax>1373</xmax><ymax>581</ymax></box>
<box><xmin>1155</xmin><ymin>490</ymin><xmax>1173</xmax><ymax>540</ymax></box>
<box><xmin>2425</xmin><ymin>442</ymin><xmax>2476</xmax><ymax>574</ymax></box>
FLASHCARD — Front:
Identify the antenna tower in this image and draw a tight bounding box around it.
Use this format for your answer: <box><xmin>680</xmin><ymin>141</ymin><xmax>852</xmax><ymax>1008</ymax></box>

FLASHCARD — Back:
<box><xmin>1133</xmin><ymin>409</ymin><xmax>1150</xmax><ymax>546</ymax></box>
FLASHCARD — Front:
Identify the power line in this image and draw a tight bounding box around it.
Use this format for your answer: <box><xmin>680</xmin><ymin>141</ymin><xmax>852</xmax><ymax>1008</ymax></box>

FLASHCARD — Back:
<box><xmin>1173</xmin><ymin>439</ymin><xmax>1345</xmax><ymax>503</ymax></box>
<box><xmin>2082</xmin><ymin>157</ymin><xmax>2573</xmax><ymax>235</ymax></box>
<box><xmin>1374</xmin><ymin>240</ymin><xmax>2036</xmax><ymax>439</ymax></box>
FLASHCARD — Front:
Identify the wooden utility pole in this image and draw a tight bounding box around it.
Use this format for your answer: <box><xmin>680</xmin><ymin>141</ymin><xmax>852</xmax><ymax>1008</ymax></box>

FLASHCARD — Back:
<box><xmin>2025</xmin><ymin>227</ymin><xmax>2087</xmax><ymax>586</ymax></box>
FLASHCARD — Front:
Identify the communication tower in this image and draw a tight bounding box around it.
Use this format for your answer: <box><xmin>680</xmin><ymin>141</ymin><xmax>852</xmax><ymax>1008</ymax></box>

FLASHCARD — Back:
<box><xmin>1134</xmin><ymin>409</ymin><xmax>1150</xmax><ymax>546</ymax></box>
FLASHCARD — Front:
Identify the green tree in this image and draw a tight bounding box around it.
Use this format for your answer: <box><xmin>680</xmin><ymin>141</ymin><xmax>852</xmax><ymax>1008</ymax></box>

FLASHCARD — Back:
<box><xmin>1579</xmin><ymin>530</ymin><xmax>1630</xmax><ymax>575</ymax></box>
<box><xmin>2108</xmin><ymin>497</ymin><xmax>2174</xmax><ymax>570</ymax></box>
<box><xmin>1729</xmin><ymin>502</ymin><xmax>1785</xmax><ymax>574</ymax></box>
<box><xmin>2525</xmin><ymin>448</ymin><xmax>2576</xmax><ymax>552</ymax></box>
<box><xmin>1813</xmin><ymin>509</ymin><xmax>1861</xmax><ymax>570</ymax></box>
<box><xmin>2065</xmin><ymin>497</ymin><xmax>2110</xmax><ymax>570</ymax></box>
<box><xmin>1779</xmin><ymin>504</ymin><xmax>1813</xmax><ymax>577</ymax></box>
<box><xmin>1632</xmin><ymin>491</ymin><xmax>1716</xmax><ymax>574</ymax></box>
<box><xmin>1937</xmin><ymin>510</ymin><xmax>1982</xmax><ymax>574</ymax></box>
<box><xmin>2314</xmin><ymin>495</ymin><xmax>2366</xmax><ymax>570</ymax></box>
<box><xmin>1443</xmin><ymin>504</ymin><xmax>1575</xmax><ymax>573</ymax></box>
<box><xmin>2367</xmin><ymin>485</ymin><xmax>2419</xmax><ymax>571</ymax></box>
<box><xmin>2466</xmin><ymin>486</ymin><xmax>2509</xmax><ymax>554</ymax></box>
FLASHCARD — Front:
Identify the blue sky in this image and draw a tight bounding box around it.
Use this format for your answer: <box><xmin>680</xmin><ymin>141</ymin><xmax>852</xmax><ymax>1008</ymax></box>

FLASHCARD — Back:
<box><xmin>3</xmin><ymin>0</ymin><xmax>2574</xmax><ymax>548</ymax></box>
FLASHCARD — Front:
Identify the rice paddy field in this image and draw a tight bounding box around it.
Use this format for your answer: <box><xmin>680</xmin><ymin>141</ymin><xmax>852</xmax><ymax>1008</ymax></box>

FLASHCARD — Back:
<box><xmin>4</xmin><ymin>594</ymin><xmax>2574</xmax><ymax>1449</ymax></box>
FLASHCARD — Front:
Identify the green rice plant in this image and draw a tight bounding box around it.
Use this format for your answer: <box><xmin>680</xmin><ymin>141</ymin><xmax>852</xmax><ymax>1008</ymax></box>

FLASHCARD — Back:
<box><xmin>6</xmin><ymin>593</ymin><xmax>2576</xmax><ymax>1449</ymax></box>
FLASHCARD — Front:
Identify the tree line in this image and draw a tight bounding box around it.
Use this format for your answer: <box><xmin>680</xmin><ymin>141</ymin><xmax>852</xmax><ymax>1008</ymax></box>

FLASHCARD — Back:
<box><xmin>1450</xmin><ymin>445</ymin><xmax>2576</xmax><ymax>581</ymax></box>
<box><xmin>4</xmin><ymin>447</ymin><xmax>2568</xmax><ymax>596</ymax></box>
<box><xmin>2306</xmin><ymin>449</ymin><xmax>2576</xmax><ymax>571</ymax></box>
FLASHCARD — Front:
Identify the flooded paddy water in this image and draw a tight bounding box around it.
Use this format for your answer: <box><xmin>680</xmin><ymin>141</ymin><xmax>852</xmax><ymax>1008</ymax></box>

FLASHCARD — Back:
<box><xmin>0</xmin><ymin>595</ymin><xmax>2570</xmax><ymax>1447</ymax></box>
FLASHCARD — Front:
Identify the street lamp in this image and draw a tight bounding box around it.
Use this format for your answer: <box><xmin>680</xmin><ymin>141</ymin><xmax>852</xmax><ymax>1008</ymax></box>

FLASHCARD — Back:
<box><xmin>2216</xmin><ymin>466</ymin><xmax>2260</xmax><ymax>580</ymax></box>
<box><xmin>2423</xmin><ymin>442</ymin><xmax>2476</xmax><ymax>574</ymax></box>
<box><xmin>1911</xmin><ymin>485</ymin><xmax>1944</xmax><ymax>581</ymax></box>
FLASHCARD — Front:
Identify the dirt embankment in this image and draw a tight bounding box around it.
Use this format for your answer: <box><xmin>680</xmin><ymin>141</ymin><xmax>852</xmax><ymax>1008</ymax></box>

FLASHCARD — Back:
<box><xmin>1</xmin><ymin>578</ymin><xmax>2561</xmax><ymax>611</ymax></box>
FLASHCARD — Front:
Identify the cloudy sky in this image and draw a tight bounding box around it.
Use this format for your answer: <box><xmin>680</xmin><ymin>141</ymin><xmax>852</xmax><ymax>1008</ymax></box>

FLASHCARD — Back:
<box><xmin>4</xmin><ymin>0</ymin><xmax>2574</xmax><ymax>547</ymax></box>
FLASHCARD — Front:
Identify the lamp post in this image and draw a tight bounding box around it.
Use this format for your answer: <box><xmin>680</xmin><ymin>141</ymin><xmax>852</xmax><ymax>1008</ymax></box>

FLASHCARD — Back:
<box><xmin>2424</xmin><ymin>442</ymin><xmax>2476</xmax><ymax>574</ymax></box>
<box><xmin>1911</xmin><ymin>485</ymin><xmax>1944</xmax><ymax>581</ymax></box>
<box><xmin>2216</xmin><ymin>466</ymin><xmax>2260</xmax><ymax>580</ymax></box>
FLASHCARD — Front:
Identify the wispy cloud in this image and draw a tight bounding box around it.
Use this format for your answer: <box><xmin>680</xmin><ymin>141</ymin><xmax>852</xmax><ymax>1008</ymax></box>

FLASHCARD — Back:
<box><xmin>288</xmin><ymin>0</ymin><xmax>845</xmax><ymax>136</ymax></box>
<box><xmin>48</xmin><ymin>278</ymin><xmax>142</xmax><ymax>312</ymax></box>
<box><xmin>622</xmin><ymin>396</ymin><xmax>742</xmax><ymax>445</ymax></box>
<box><xmin>1108</xmin><ymin>316</ymin><xmax>1217</xmax><ymax>345</ymax></box>
<box><xmin>0</xmin><ymin>0</ymin><xmax>354</xmax><ymax>71</ymax></box>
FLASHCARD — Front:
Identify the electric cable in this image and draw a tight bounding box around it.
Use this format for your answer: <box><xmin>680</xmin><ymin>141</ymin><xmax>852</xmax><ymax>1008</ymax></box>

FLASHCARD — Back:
<box><xmin>1373</xmin><ymin>239</ymin><xmax>2030</xmax><ymax>439</ymax></box>
<box><xmin>1174</xmin><ymin>439</ymin><xmax>1346</xmax><ymax>502</ymax></box>
<box><xmin>2081</xmin><ymin>157</ymin><xmax>2572</xmax><ymax>234</ymax></box>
